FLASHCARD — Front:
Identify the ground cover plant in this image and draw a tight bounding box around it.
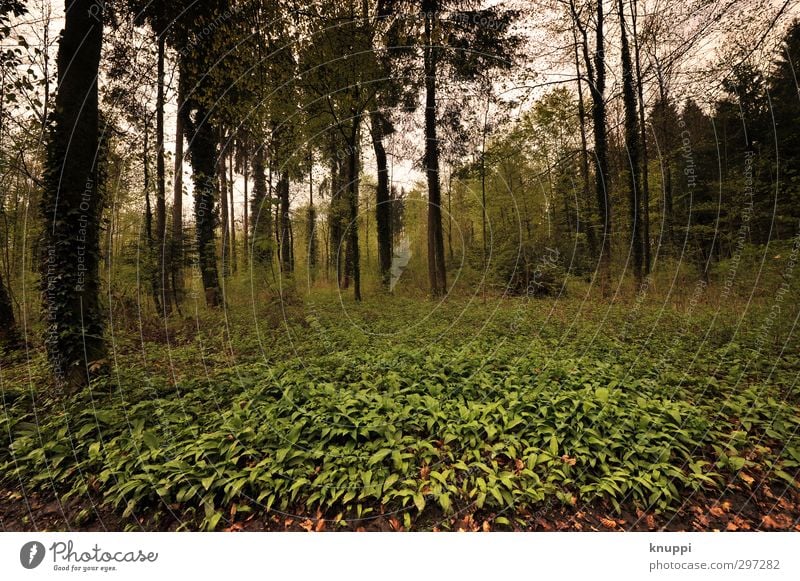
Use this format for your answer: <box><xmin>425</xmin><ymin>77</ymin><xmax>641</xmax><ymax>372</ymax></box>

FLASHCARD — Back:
<box><xmin>3</xmin><ymin>292</ymin><xmax>798</xmax><ymax>531</ymax></box>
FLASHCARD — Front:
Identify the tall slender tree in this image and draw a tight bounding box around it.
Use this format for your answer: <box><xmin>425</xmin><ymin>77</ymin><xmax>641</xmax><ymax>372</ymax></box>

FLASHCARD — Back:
<box><xmin>618</xmin><ymin>0</ymin><xmax>642</xmax><ymax>281</ymax></box>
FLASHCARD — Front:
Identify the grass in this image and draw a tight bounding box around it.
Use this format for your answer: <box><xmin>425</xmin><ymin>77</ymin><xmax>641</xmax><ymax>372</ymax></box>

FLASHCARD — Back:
<box><xmin>1</xmin><ymin>287</ymin><xmax>799</xmax><ymax>530</ymax></box>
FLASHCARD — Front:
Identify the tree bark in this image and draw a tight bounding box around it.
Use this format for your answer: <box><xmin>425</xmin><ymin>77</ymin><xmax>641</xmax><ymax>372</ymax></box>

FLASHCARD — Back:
<box><xmin>345</xmin><ymin>124</ymin><xmax>361</xmax><ymax>301</ymax></box>
<box><xmin>242</xmin><ymin>149</ymin><xmax>249</xmax><ymax>262</ymax></box>
<box><xmin>630</xmin><ymin>0</ymin><xmax>650</xmax><ymax>275</ymax></box>
<box><xmin>171</xmin><ymin>66</ymin><xmax>185</xmax><ymax>310</ymax></box>
<box><xmin>156</xmin><ymin>32</ymin><xmax>170</xmax><ymax>313</ymax></box>
<box><xmin>307</xmin><ymin>149</ymin><xmax>317</xmax><ymax>277</ymax></box>
<box><xmin>0</xmin><ymin>270</ymin><xmax>19</xmax><ymax>351</ymax></box>
<box><xmin>278</xmin><ymin>171</ymin><xmax>292</xmax><ymax>274</ymax></box>
<box><xmin>41</xmin><ymin>0</ymin><xmax>105</xmax><ymax>389</ymax></box>
<box><xmin>218</xmin><ymin>139</ymin><xmax>230</xmax><ymax>278</ymax></box>
<box><xmin>592</xmin><ymin>0</ymin><xmax>612</xmax><ymax>283</ymax></box>
<box><xmin>250</xmin><ymin>145</ymin><xmax>273</xmax><ymax>268</ymax></box>
<box><xmin>618</xmin><ymin>0</ymin><xmax>642</xmax><ymax>281</ymax></box>
<box><xmin>423</xmin><ymin>8</ymin><xmax>447</xmax><ymax>296</ymax></box>
<box><xmin>187</xmin><ymin>103</ymin><xmax>221</xmax><ymax>306</ymax></box>
<box><xmin>229</xmin><ymin>149</ymin><xmax>236</xmax><ymax>274</ymax></box>
<box><xmin>572</xmin><ymin>18</ymin><xmax>598</xmax><ymax>259</ymax></box>
<box><xmin>370</xmin><ymin>111</ymin><xmax>392</xmax><ymax>287</ymax></box>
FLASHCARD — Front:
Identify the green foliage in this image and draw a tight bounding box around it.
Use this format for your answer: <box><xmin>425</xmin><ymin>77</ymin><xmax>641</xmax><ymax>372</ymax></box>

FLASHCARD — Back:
<box><xmin>2</xmin><ymin>296</ymin><xmax>798</xmax><ymax>530</ymax></box>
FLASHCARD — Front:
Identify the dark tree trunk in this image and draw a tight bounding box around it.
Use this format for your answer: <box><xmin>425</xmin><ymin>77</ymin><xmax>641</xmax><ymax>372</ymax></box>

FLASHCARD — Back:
<box><xmin>143</xmin><ymin>120</ymin><xmax>161</xmax><ymax>312</ymax></box>
<box><xmin>655</xmin><ymin>65</ymin><xmax>676</xmax><ymax>253</ymax></box>
<box><xmin>631</xmin><ymin>0</ymin><xmax>650</xmax><ymax>275</ymax></box>
<box><xmin>328</xmin><ymin>135</ymin><xmax>345</xmax><ymax>284</ymax></box>
<box><xmin>155</xmin><ymin>32</ymin><xmax>170</xmax><ymax>313</ymax></box>
<box><xmin>370</xmin><ymin>111</ymin><xmax>392</xmax><ymax>287</ymax></box>
<box><xmin>250</xmin><ymin>145</ymin><xmax>273</xmax><ymax>268</ymax></box>
<box><xmin>171</xmin><ymin>67</ymin><xmax>185</xmax><ymax>310</ymax></box>
<box><xmin>41</xmin><ymin>0</ymin><xmax>105</xmax><ymax>389</ymax></box>
<box><xmin>0</xmin><ymin>271</ymin><xmax>19</xmax><ymax>351</ymax></box>
<box><xmin>278</xmin><ymin>171</ymin><xmax>292</xmax><ymax>274</ymax></box>
<box><xmin>618</xmin><ymin>0</ymin><xmax>642</xmax><ymax>281</ymax></box>
<box><xmin>591</xmin><ymin>0</ymin><xmax>612</xmax><ymax>282</ymax></box>
<box><xmin>423</xmin><ymin>8</ymin><xmax>447</xmax><ymax>296</ymax></box>
<box><xmin>187</xmin><ymin>103</ymin><xmax>221</xmax><ymax>306</ymax></box>
<box><xmin>229</xmin><ymin>150</ymin><xmax>236</xmax><ymax>274</ymax></box>
<box><xmin>345</xmin><ymin>125</ymin><xmax>361</xmax><ymax>301</ymax></box>
<box><xmin>218</xmin><ymin>140</ymin><xmax>230</xmax><ymax>278</ymax></box>
<box><xmin>242</xmin><ymin>149</ymin><xmax>249</xmax><ymax>262</ymax></box>
<box><xmin>307</xmin><ymin>150</ymin><xmax>317</xmax><ymax>277</ymax></box>
<box><xmin>572</xmin><ymin>19</ymin><xmax>597</xmax><ymax>259</ymax></box>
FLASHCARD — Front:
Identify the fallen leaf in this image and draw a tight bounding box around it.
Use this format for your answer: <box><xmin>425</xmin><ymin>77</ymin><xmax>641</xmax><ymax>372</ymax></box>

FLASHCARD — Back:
<box><xmin>299</xmin><ymin>519</ymin><xmax>314</xmax><ymax>531</ymax></box>
<box><xmin>600</xmin><ymin>517</ymin><xmax>617</xmax><ymax>529</ymax></box>
<box><xmin>709</xmin><ymin>506</ymin><xmax>725</xmax><ymax>517</ymax></box>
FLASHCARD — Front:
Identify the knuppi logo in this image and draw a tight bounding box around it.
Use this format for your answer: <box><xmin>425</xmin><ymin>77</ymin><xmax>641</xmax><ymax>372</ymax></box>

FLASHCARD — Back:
<box><xmin>20</xmin><ymin>541</ymin><xmax>46</xmax><ymax>569</ymax></box>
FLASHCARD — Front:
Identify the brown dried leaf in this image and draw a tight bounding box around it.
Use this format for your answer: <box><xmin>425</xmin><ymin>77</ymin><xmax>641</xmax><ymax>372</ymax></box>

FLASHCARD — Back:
<box><xmin>299</xmin><ymin>519</ymin><xmax>314</xmax><ymax>532</ymax></box>
<box><xmin>599</xmin><ymin>517</ymin><xmax>617</xmax><ymax>529</ymax></box>
<box><xmin>561</xmin><ymin>455</ymin><xmax>577</xmax><ymax>466</ymax></box>
<box><xmin>709</xmin><ymin>506</ymin><xmax>725</xmax><ymax>517</ymax></box>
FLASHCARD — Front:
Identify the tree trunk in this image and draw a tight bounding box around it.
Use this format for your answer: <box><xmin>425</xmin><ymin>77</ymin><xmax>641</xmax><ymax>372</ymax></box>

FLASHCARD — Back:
<box><xmin>243</xmin><ymin>149</ymin><xmax>249</xmax><ymax>262</ymax></box>
<box><xmin>0</xmin><ymin>271</ymin><xmax>19</xmax><ymax>351</ymax></box>
<box><xmin>630</xmin><ymin>0</ymin><xmax>650</xmax><ymax>275</ymax></box>
<box><xmin>655</xmin><ymin>63</ymin><xmax>676</xmax><ymax>253</ymax></box>
<box><xmin>218</xmin><ymin>141</ymin><xmax>230</xmax><ymax>278</ymax></box>
<box><xmin>143</xmin><ymin>119</ymin><xmax>161</xmax><ymax>312</ymax></box>
<box><xmin>329</xmin><ymin>135</ymin><xmax>345</xmax><ymax>284</ymax></box>
<box><xmin>229</xmin><ymin>149</ymin><xmax>236</xmax><ymax>274</ymax></box>
<box><xmin>187</xmin><ymin>103</ymin><xmax>221</xmax><ymax>306</ymax></box>
<box><xmin>278</xmin><ymin>171</ymin><xmax>292</xmax><ymax>274</ymax></box>
<box><xmin>572</xmin><ymin>19</ymin><xmax>597</xmax><ymax>259</ymax></box>
<box><xmin>41</xmin><ymin>0</ymin><xmax>105</xmax><ymax>389</ymax></box>
<box><xmin>592</xmin><ymin>0</ymin><xmax>612</xmax><ymax>283</ymax></box>
<box><xmin>370</xmin><ymin>111</ymin><xmax>392</xmax><ymax>287</ymax></box>
<box><xmin>155</xmin><ymin>32</ymin><xmax>170</xmax><ymax>313</ymax></box>
<box><xmin>618</xmin><ymin>0</ymin><xmax>642</xmax><ymax>281</ymax></box>
<box><xmin>250</xmin><ymin>145</ymin><xmax>273</xmax><ymax>268</ymax></box>
<box><xmin>346</xmin><ymin>125</ymin><xmax>361</xmax><ymax>301</ymax></box>
<box><xmin>424</xmin><ymin>8</ymin><xmax>447</xmax><ymax>296</ymax></box>
<box><xmin>171</xmin><ymin>66</ymin><xmax>185</xmax><ymax>310</ymax></box>
<box><xmin>307</xmin><ymin>149</ymin><xmax>317</xmax><ymax>277</ymax></box>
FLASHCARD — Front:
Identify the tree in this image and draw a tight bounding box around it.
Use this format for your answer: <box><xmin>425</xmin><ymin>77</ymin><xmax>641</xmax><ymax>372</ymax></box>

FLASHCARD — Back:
<box><xmin>382</xmin><ymin>0</ymin><xmax>520</xmax><ymax>296</ymax></box>
<box><xmin>0</xmin><ymin>0</ymin><xmax>26</xmax><ymax>352</ymax></box>
<box><xmin>40</xmin><ymin>0</ymin><xmax>105</xmax><ymax>389</ymax></box>
<box><xmin>617</xmin><ymin>0</ymin><xmax>643</xmax><ymax>281</ymax></box>
<box><xmin>570</xmin><ymin>0</ymin><xmax>611</xmax><ymax>285</ymax></box>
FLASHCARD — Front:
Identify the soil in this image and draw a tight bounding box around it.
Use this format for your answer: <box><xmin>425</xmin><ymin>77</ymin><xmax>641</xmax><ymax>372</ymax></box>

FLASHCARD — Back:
<box><xmin>2</xmin><ymin>476</ymin><xmax>798</xmax><ymax>532</ymax></box>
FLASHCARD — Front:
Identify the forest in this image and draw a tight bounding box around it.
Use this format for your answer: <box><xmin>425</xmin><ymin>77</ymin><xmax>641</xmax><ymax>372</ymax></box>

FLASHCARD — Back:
<box><xmin>1</xmin><ymin>0</ymin><xmax>799</xmax><ymax>532</ymax></box>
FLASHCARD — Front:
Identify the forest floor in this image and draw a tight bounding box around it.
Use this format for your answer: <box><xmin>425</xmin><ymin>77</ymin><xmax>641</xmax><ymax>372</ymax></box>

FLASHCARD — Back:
<box><xmin>2</xmin><ymin>289</ymin><xmax>800</xmax><ymax>531</ymax></box>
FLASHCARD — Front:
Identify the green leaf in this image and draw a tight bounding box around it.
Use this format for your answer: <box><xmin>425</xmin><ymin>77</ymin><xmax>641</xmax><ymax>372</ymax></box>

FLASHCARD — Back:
<box><xmin>549</xmin><ymin>435</ymin><xmax>559</xmax><ymax>456</ymax></box>
<box><xmin>368</xmin><ymin>449</ymin><xmax>392</xmax><ymax>466</ymax></box>
<box><xmin>142</xmin><ymin>431</ymin><xmax>159</xmax><ymax>451</ymax></box>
